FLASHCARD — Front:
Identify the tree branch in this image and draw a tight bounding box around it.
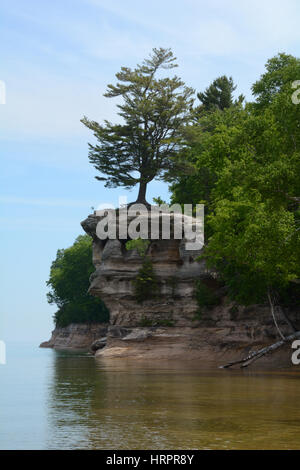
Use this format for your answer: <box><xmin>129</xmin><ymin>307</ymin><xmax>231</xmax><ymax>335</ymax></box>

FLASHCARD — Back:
<box><xmin>220</xmin><ymin>331</ymin><xmax>300</xmax><ymax>369</ymax></box>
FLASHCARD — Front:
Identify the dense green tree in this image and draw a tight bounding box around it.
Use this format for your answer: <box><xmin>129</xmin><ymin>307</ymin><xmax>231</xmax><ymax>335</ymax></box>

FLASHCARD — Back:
<box><xmin>170</xmin><ymin>104</ymin><xmax>244</xmax><ymax>216</ymax></box>
<box><xmin>132</xmin><ymin>257</ymin><xmax>159</xmax><ymax>304</ymax></box>
<box><xmin>171</xmin><ymin>53</ymin><xmax>300</xmax><ymax>311</ymax></box>
<box><xmin>205</xmin><ymin>199</ymin><xmax>299</xmax><ymax>304</ymax></box>
<box><xmin>251</xmin><ymin>53</ymin><xmax>300</xmax><ymax>108</ymax></box>
<box><xmin>171</xmin><ymin>75</ymin><xmax>244</xmax><ymax>216</ymax></box>
<box><xmin>47</xmin><ymin>235</ymin><xmax>109</xmax><ymax>327</ymax></box>
<box><xmin>81</xmin><ymin>48</ymin><xmax>194</xmax><ymax>204</ymax></box>
<box><xmin>197</xmin><ymin>75</ymin><xmax>243</xmax><ymax>112</ymax></box>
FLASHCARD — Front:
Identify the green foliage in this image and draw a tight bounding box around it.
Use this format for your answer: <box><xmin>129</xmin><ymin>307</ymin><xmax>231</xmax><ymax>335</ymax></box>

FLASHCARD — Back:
<box><xmin>170</xmin><ymin>104</ymin><xmax>243</xmax><ymax>218</ymax></box>
<box><xmin>197</xmin><ymin>75</ymin><xmax>243</xmax><ymax>112</ymax></box>
<box><xmin>139</xmin><ymin>316</ymin><xmax>154</xmax><ymax>327</ymax></box>
<box><xmin>152</xmin><ymin>196</ymin><xmax>167</xmax><ymax>205</ymax></box>
<box><xmin>278</xmin><ymin>282</ymin><xmax>300</xmax><ymax>309</ymax></box>
<box><xmin>171</xmin><ymin>53</ymin><xmax>300</xmax><ymax>305</ymax></box>
<box><xmin>195</xmin><ymin>280</ymin><xmax>220</xmax><ymax>317</ymax></box>
<box><xmin>251</xmin><ymin>53</ymin><xmax>300</xmax><ymax>108</ymax></box>
<box><xmin>81</xmin><ymin>47</ymin><xmax>194</xmax><ymax>203</ymax></box>
<box><xmin>138</xmin><ymin>316</ymin><xmax>175</xmax><ymax>327</ymax></box>
<box><xmin>53</xmin><ymin>297</ymin><xmax>108</xmax><ymax>328</ymax></box>
<box><xmin>47</xmin><ymin>235</ymin><xmax>109</xmax><ymax>327</ymax></box>
<box><xmin>133</xmin><ymin>256</ymin><xmax>160</xmax><ymax>303</ymax></box>
<box><xmin>125</xmin><ymin>238</ymin><xmax>150</xmax><ymax>257</ymax></box>
<box><xmin>205</xmin><ymin>202</ymin><xmax>298</xmax><ymax>304</ymax></box>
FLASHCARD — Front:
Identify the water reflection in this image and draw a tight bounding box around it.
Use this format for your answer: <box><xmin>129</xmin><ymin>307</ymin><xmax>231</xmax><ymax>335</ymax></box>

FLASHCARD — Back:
<box><xmin>46</xmin><ymin>351</ymin><xmax>300</xmax><ymax>449</ymax></box>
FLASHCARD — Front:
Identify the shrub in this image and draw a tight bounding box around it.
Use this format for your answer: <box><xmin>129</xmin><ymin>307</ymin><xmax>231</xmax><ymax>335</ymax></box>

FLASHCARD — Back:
<box><xmin>54</xmin><ymin>297</ymin><xmax>109</xmax><ymax>328</ymax></box>
<box><xmin>47</xmin><ymin>235</ymin><xmax>109</xmax><ymax>327</ymax></box>
<box><xmin>195</xmin><ymin>280</ymin><xmax>220</xmax><ymax>317</ymax></box>
<box><xmin>138</xmin><ymin>316</ymin><xmax>175</xmax><ymax>327</ymax></box>
<box><xmin>139</xmin><ymin>316</ymin><xmax>154</xmax><ymax>327</ymax></box>
<box><xmin>125</xmin><ymin>239</ymin><xmax>150</xmax><ymax>257</ymax></box>
<box><xmin>133</xmin><ymin>256</ymin><xmax>160</xmax><ymax>303</ymax></box>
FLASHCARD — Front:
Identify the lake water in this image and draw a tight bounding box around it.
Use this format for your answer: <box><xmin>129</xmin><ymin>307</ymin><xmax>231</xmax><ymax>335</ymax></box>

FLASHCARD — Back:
<box><xmin>0</xmin><ymin>342</ymin><xmax>300</xmax><ymax>450</ymax></box>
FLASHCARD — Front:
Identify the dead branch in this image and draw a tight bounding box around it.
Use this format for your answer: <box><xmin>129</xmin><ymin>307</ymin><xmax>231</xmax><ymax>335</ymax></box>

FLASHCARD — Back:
<box><xmin>220</xmin><ymin>331</ymin><xmax>300</xmax><ymax>369</ymax></box>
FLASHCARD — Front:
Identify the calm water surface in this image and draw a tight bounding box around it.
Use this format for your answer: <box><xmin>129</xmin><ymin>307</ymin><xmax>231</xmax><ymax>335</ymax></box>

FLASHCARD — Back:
<box><xmin>0</xmin><ymin>342</ymin><xmax>300</xmax><ymax>449</ymax></box>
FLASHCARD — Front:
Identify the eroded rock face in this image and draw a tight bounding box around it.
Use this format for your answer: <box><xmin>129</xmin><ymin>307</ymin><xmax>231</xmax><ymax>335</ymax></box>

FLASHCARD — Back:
<box><xmin>90</xmin><ymin>337</ymin><xmax>107</xmax><ymax>352</ymax></box>
<box><xmin>41</xmin><ymin>207</ymin><xmax>299</xmax><ymax>359</ymax></box>
<box><xmin>94</xmin><ymin>324</ymin><xmax>297</xmax><ymax>369</ymax></box>
<box><xmin>39</xmin><ymin>323</ymin><xmax>109</xmax><ymax>349</ymax></box>
<box><xmin>81</xmin><ymin>209</ymin><xmax>212</xmax><ymax>327</ymax></box>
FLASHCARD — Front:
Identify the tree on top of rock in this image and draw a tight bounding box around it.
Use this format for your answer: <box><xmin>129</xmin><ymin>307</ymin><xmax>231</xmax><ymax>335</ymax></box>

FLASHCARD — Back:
<box><xmin>81</xmin><ymin>48</ymin><xmax>194</xmax><ymax>205</ymax></box>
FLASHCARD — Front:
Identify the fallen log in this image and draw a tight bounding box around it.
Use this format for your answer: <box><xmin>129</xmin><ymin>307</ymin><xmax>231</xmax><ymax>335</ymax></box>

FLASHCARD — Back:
<box><xmin>220</xmin><ymin>331</ymin><xmax>300</xmax><ymax>369</ymax></box>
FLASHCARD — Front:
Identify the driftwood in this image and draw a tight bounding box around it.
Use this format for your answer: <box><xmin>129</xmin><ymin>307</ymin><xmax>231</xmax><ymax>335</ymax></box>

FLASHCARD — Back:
<box><xmin>221</xmin><ymin>289</ymin><xmax>299</xmax><ymax>369</ymax></box>
<box><xmin>220</xmin><ymin>331</ymin><xmax>300</xmax><ymax>369</ymax></box>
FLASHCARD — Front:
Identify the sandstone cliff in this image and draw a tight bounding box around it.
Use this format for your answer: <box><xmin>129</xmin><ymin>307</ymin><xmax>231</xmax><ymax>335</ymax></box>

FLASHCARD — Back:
<box><xmin>40</xmin><ymin>323</ymin><xmax>108</xmax><ymax>349</ymax></box>
<box><xmin>41</xmin><ymin>208</ymin><xmax>298</xmax><ymax>367</ymax></box>
<box><xmin>81</xmin><ymin>209</ymin><xmax>209</xmax><ymax>327</ymax></box>
<box><xmin>78</xmin><ymin>209</ymin><xmax>299</xmax><ymax>365</ymax></box>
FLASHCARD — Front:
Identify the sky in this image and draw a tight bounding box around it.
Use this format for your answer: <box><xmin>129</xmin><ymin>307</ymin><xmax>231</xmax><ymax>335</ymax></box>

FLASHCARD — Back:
<box><xmin>1</xmin><ymin>0</ymin><xmax>300</xmax><ymax>343</ymax></box>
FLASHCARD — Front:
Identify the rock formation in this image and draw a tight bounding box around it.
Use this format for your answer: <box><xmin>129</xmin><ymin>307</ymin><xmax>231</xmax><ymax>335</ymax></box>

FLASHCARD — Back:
<box><xmin>81</xmin><ymin>208</ymin><xmax>210</xmax><ymax>327</ymax></box>
<box><xmin>41</xmin><ymin>206</ymin><xmax>299</xmax><ymax>368</ymax></box>
<box><xmin>40</xmin><ymin>323</ymin><xmax>108</xmax><ymax>350</ymax></box>
<box><xmin>78</xmin><ymin>207</ymin><xmax>299</xmax><ymax>366</ymax></box>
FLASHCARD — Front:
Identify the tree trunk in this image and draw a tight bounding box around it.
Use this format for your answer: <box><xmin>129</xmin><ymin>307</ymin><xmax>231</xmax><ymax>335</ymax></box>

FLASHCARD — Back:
<box><xmin>136</xmin><ymin>181</ymin><xmax>148</xmax><ymax>205</ymax></box>
<box><xmin>267</xmin><ymin>290</ymin><xmax>286</xmax><ymax>340</ymax></box>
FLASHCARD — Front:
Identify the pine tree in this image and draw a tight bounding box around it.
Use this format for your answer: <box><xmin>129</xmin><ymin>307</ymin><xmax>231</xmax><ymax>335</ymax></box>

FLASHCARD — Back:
<box><xmin>197</xmin><ymin>75</ymin><xmax>243</xmax><ymax>112</ymax></box>
<box><xmin>81</xmin><ymin>48</ymin><xmax>194</xmax><ymax>204</ymax></box>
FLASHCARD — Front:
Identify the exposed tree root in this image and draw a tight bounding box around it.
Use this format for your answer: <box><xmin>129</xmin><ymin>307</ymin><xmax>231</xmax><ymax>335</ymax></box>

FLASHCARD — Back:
<box><xmin>267</xmin><ymin>290</ymin><xmax>286</xmax><ymax>340</ymax></box>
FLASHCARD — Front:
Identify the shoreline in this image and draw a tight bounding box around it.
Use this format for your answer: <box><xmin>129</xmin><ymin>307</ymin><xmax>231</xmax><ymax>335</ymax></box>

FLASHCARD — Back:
<box><xmin>40</xmin><ymin>323</ymin><xmax>297</xmax><ymax>370</ymax></box>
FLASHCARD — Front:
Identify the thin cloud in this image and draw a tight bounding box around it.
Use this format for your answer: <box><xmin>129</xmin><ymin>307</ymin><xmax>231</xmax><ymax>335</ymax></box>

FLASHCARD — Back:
<box><xmin>1</xmin><ymin>0</ymin><xmax>300</xmax><ymax>143</ymax></box>
<box><xmin>0</xmin><ymin>196</ymin><xmax>95</xmax><ymax>208</ymax></box>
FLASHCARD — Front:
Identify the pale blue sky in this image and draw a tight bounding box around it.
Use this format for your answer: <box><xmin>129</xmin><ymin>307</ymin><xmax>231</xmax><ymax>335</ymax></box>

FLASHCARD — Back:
<box><xmin>1</xmin><ymin>0</ymin><xmax>300</xmax><ymax>343</ymax></box>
